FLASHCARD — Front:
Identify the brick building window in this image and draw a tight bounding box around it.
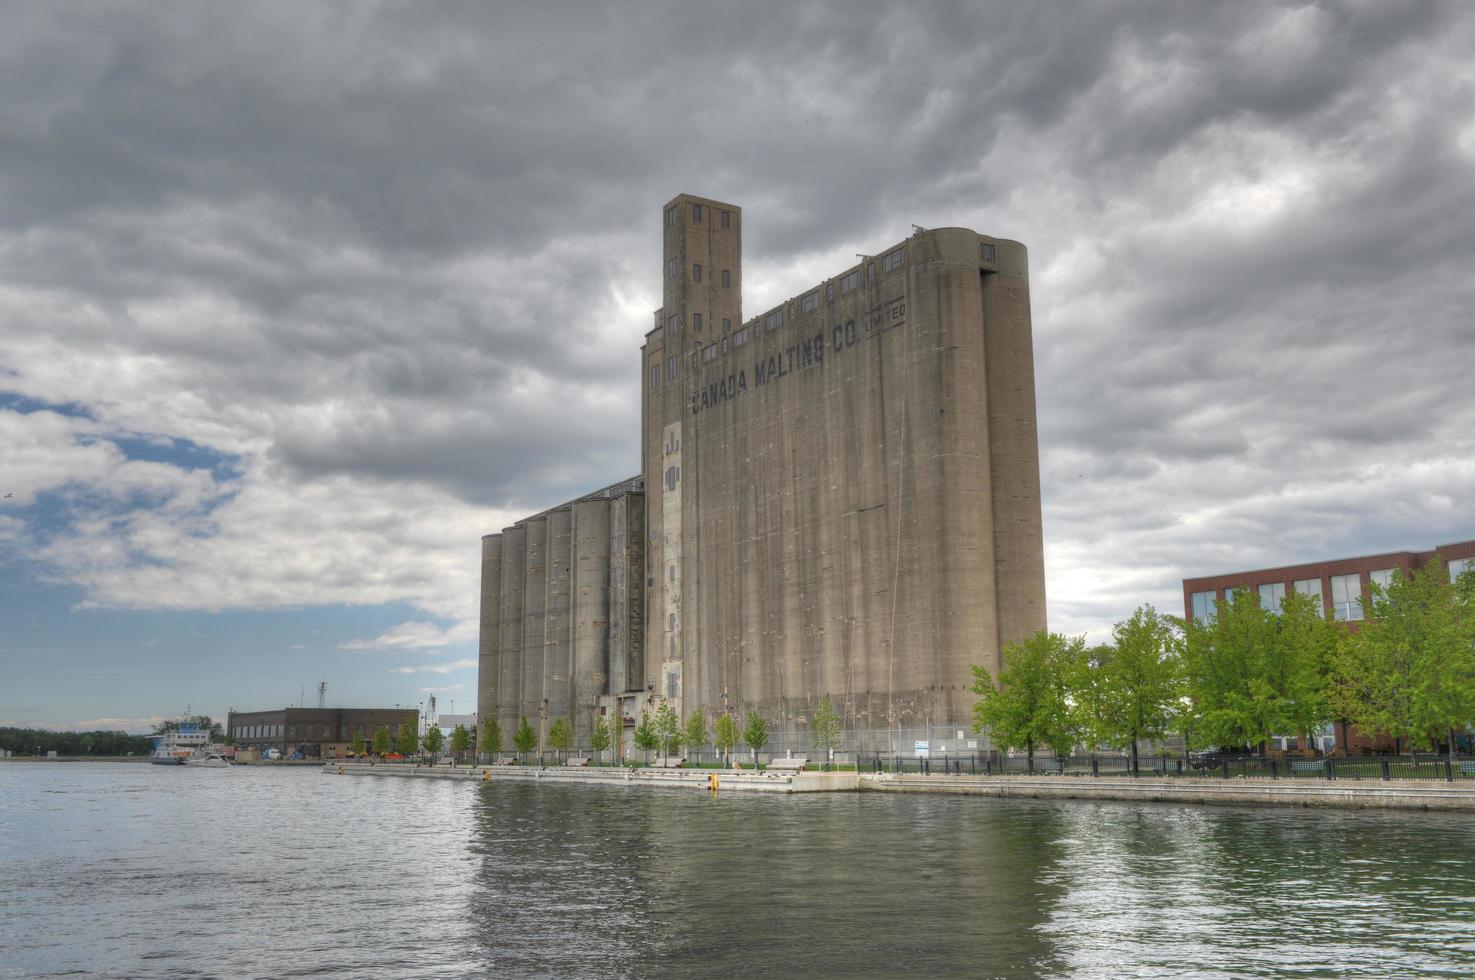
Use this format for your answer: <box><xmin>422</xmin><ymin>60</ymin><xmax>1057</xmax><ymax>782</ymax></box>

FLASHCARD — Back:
<box><xmin>801</xmin><ymin>291</ymin><xmax>819</xmax><ymax>314</ymax></box>
<box><xmin>721</xmin><ymin>210</ymin><xmax>730</xmax><ymax>229</ymax></box>
<box><xmin>691</xmin><ymin>203</ymin><xmax>703</xmax><ymax>223</ymax></box>
<box><xmin>1293</xmin><ymin>578</ymin><xmax>1324</xmax><ymax>615</ymax></box>
<box><xmin>1449</xmin><ymin>558</ymin><xmax>1473</xmax><ymax>582</ymax></box>
<box><xmin>1190</xmin><ymin>591</ymin><xmax>1215</xmax><ymax>623</ymax></box>
<box><xmin>840</xmin><ymin>270</ymin><xmax>861</xmax><ymax>293</ymax></box>
<box><xmin>1330</xmin><ymin>574</ymin><xmax>1363</xmax><ymax>622</ymax></box>
<box><xmin>766</xmin><ymin>309</ymin><xmax>782</xmax><ymax>331</ymax></box>
<box><xmin>733</xmin><ymin>327</ymin><xmax>748</xmax><ymax>348</ymax></box>
<box><xmin>693</xmin><ymin>264</ymin><xmax>702</xmax><ymax>282</ymax></box>
<box><xmin>667</xmin><ymin>356</ymin><xmax>678</xmax><ymax>381</ymax></box>
<box><xmin>1369</xmin><ymin>568</ymin><xmax>1397</xmax><ymax>592</ymax></box>
<box><xmin>666</xmin><ymin>207</ymin><xmax>678</xmax><ymax>228</ymax></box>
<box><xmin>1258</xmin><ymin>582</ymin><xmax>1285</xmax><ymax>615</ymax></box>
<box><xmin>722</xmin><ymin>318</ymin><xmax>731</xmax><ymax>333</ymax></box>
<box><xmin>650</xmin><ymin>365</ymin><xmax>660</xmax><ymax>390</ymax></box>
<box><xmin>667</xmin><ymin>257</ymin><xmax>677</xmax><ymax>278</ymax></box>
<box><xmin>702</xmin><ymin>344</ymin><xmax>717</xmax><ymax>362</ymax></box>
<box><xmin>693</xmin><ymin>313</ymin><xmax>702</xmax><ymax>332</ymax></box>
<box><xmin>721</xmin><ymin>269</ymin><xmax>730</xmax><ymax>288</ymax></box>
<box><xmin>883</xmin><ymin>249</ymin><xmax>905</xmax><ymax>273</ymax></box>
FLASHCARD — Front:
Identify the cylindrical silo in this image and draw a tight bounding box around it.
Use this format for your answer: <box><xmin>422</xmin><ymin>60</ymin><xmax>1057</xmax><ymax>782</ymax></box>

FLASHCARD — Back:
<box><xmin>571</xmin><ymin>498</ymin><xmax>610</xmax><ymax>746</ymax></box>
<box><xmin>496</xmin><ymin>525</ymin><xmax>526</xmax><ymax>743</ymax></box>
<box><xmin>543</xmin><ymin>508</ymin><xmax>573</xmax><ymax>735</ymax></box>
<box><xmin>477</xmin><ymin>533</ymin><xmax>503</xmax><ymax>743</ymax></box>
<box><xmin>520</xmin><ymin>516</ymin><xmax>548</xmax><ymax>730</ymax></box>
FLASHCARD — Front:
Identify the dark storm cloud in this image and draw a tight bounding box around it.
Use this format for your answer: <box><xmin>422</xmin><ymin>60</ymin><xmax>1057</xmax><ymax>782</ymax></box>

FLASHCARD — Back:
<box><xmin>2</xmin><ymin>0</ymin><xmax>1473</xmax><ymax>638</ymax></box>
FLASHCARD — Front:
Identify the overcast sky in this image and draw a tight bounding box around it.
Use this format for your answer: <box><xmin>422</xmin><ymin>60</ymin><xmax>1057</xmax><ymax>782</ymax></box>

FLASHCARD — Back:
<box><xmin>3</xmin><ymin>1</ymin><xmax>1473</xmax><ymax>734</ymax></box>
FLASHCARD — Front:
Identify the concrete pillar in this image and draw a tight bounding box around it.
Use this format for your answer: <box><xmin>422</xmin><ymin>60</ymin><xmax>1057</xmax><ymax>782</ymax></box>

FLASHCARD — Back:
<box><xmin>477</xmin><ymin>533</ymin><xmax>503</xmax><ymax>741</ymax></box>
<box><xmin>521</xmin><ymin>516</ymin><xmax>548</xmax><ymax>730</ymax></box>
<box><xmin>571</xmin><ymin>498</ymin><xmax>610</xmax><ymax>747</ymax></box>
<box><xmin>496</xmin><ymin>525</ymin><xmax>526</xmax><ymax>742</ymax></box>
<box><xmin>543</xmin><ymin>508</ymin><xmax>573</xmax><ymax>733</ymax></box>
<box><xmin>609</xmin><ymin>492</ymin><xmax>646</xmax><ymax>696</ymax></box>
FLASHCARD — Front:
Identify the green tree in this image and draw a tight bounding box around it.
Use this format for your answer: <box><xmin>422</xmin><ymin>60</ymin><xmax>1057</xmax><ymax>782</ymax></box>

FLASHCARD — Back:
<box><xmin>450</xmin><ymin>724</ymin><xmax>471</xmax><ymax>762</ymax></box>
<box><xmin>547</xmin><ymin>717</ymin><xmax>573</xmax><ymax>760</ymax></box>
<box><xmin>742</xmin><ymin>711</ymin><xmax>769</xmax><ymax>768</ymax></box>
<box><xmin>1086</xmin><ymin>606</ymin><xmax>1183</xmax><ymax>774</ymax></box>
<box><xmin>654</xmin><ymin>702</ymin><xmax>682</xmax><ymax>764</ymax></box>
<box><xmin>396</xmin><ymin>722</ymin><xmax>419</xmax><ymax>759</ymax></box>
<box><xmin>972</xmin><ymin>630</ymin><xmax>1083</xmax><ymax>767</ymax></box>
<box><xmin>1336</xmin><ymin>560</ymin><xmax>1475</xmax><ymax>759</ymax></box>
<box><xmin>589</xmin><ymin>712</ymin><xmax>611</xmax><ymax>763</ymax></box>
<box><xmin>714</xmin><ymin>713</ymin><xmax>740</xmax><ymax>767</ymax></box>
<box><xmin>633</xmin><ymin>710</ymin><xmax>658</xmax><ymax>764</ymax></box>
<box><xmin>372</xmin><ymin>726</ymin><xmax>391</xmax><ymax>756</ymax></box>
<box><xmin>482</xmin><ymin>719</ymin><xmax>503</xmax><ymax>759</ymax></box>
<box><xmin>683</xmin><ymin>708</ymin><xmax>709</xmax><ymax>761</ymax></box>
<box><xmin>154</xmin><ymin>715</ymin><xmax>224</xmax><ymax>740</ymax></box>
<box><xmin>1179</xmin><ymin>589</ymin><xmax>1337</xmax><ymax>754</ymax></box>
<box><xmin>513</xmin><ymin>717</ymin><xmax>537</xmax><ymax>760</ymax></box>
<box><xmin>810</xmin><ymin>695</ymin><xmax>843</xmax><ymax>766</ymax></box>
<box><xmin>423</xmin><ymin>725</ymin><xmax>445</xmax><ymax>760</ymax></box>
<box><xmin>349</xmin><ymin>732</ymin><xmax>366</xmax><ymax>757</ymax></box>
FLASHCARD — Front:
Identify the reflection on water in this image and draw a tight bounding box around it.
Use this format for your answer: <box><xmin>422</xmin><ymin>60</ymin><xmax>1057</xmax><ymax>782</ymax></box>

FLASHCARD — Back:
<box><xmin>2</xmin><ymin>763</ymin><xmax>1473</xmax><ymax>978</ymax></box>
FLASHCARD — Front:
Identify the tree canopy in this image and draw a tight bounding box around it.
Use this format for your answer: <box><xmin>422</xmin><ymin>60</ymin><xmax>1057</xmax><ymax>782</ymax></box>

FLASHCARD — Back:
<box><xmin>482</xmin><ymin>718</ymin><xmax>503</xmax><ymax>756</ymax></box>
<box><xmin>810</xmin><ymin>695</ymin><xmax>843</xmax><ymax>757</ymax></box>
<box><xmin>714</xmin><ymin>713</ymin><xmax>740</xmax><ymax>764</ymax></box>
<box><xmin>513</xmin><ymin>717</ymin><xmax>537</xmax><ymax>757</ymax></box>
<box><xmin>973</xmin><ymin>631</ymin><xmax>1082</xmax><ymax>764</ymax></box>
<box><xmin>547</xmin><ymin>717</ymin><xmax>573</xmax><ymax>757</ymax></box>
<box><xmin>683</xmin><ymin>708</ymin><xmax>709</xmax><ymax>757</ymax></box>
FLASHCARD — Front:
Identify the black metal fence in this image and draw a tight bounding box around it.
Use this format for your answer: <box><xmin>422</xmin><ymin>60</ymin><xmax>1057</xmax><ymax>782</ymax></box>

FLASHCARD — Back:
<box><xmin>862</xmin><ymin>752</ymin><xmax>1475</xmax><ymax>782</ymax></box>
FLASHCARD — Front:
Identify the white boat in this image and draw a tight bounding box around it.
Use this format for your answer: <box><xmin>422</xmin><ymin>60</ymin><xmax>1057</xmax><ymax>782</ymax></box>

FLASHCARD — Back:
<box><xmin>149</xmin><ymin>720</ymin><xmax>213</xmax><ymax>765</ymax></box>
<box><xmin>184</xmin><ymin>752</ymin><xmax>230</xmax><ymax>768</ymax></box>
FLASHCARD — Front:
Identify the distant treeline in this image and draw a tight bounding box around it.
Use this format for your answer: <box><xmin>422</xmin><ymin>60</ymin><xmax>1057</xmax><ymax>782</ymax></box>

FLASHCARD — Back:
<box><xmin>0</xmin><ymin>726</ymin><xmax>155</xmax><ymax>756</ymax></box>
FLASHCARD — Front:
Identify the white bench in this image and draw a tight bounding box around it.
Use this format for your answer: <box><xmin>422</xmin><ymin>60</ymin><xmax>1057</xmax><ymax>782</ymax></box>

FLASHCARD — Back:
<box><xmin>649</xmin><ymin>757</ymin><xmax>687</xmax><ymax>769</ymax></box>
<box><xmin>768</xmin><ymin>757</ymin><xmax>809</xmax><ymax>773</ymax></box>
<box><xmin>563</xmin><ymin>757</ymin><xmax>590</xmax><ymax>767</ymax></box>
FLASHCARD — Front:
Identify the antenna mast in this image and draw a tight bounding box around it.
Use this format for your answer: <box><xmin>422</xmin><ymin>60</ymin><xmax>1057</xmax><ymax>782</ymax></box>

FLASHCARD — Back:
<box><xmin>317</xmin><ymin>680</ymin><xmax>327</xmax><ymax>709</ymax></box>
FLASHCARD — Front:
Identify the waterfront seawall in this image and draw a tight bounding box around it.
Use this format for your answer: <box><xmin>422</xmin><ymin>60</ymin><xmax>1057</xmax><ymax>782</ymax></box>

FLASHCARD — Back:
<box><xmin>858</xmin><ymin>773</ymin><xmax>1475</xmax><ymax>811</ymax></box>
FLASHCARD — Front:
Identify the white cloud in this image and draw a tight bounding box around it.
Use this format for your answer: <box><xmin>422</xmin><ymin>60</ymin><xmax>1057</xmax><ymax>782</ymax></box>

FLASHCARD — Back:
<box><xmin>419</xmin><ymin>684</ymin><xmax>464</xmax><ymax>694</ymax></box>
<box><xmin>390</xmin><ymin>658</ymin><xmax>477</xmax><ymax>676</ymax></box>
<box><xmin>340</xmin><ymin>620</ymin><xmax>475</xmax><ymax>651</ymax></box>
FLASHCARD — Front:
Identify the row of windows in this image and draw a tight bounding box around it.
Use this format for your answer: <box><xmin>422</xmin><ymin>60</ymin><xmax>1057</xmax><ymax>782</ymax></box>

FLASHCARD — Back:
<box><xmin>669</xmin><ymin>260</ymin><xmax>734</xmax><ymax>286</ymax></box>
<box><xmin>665</xmin><ymin>203</ymin><xmax>735</xmax><ymax>228</ymax></box>
<box><xmin>1189</xmin><ymin>566</ymin><xmax>1449</xmax><ymax>624</ymax></box>
<box><xmin>233</xmin><ymin>722</ymin><xmax>399</xmax><ymax>740</ymax></box>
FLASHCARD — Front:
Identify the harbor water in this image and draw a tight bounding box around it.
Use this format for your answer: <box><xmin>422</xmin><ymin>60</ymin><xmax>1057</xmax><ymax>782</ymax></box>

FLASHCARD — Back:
<box><xmin>2</xmin><ymin>762</ymin><xmax>1474</xmax><ymax>978</ymax></box>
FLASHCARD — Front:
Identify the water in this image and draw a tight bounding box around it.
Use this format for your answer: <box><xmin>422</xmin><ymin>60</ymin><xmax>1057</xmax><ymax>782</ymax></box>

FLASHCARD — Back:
<box><xmin>3</xmin><ymin>763</ymin><xmax>1474</xmax><ymax>979</ymax></box>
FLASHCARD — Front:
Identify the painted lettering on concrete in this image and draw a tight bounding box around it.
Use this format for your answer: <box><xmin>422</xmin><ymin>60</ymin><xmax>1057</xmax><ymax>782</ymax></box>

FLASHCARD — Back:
<box><xmin>690</xmin><ymin>298</ymin><xmax>905</xmax><ymax>417</ymax></box>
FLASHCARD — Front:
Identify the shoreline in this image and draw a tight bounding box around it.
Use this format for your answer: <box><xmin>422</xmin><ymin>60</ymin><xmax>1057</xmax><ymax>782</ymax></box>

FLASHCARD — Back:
<box><xmin>323</xmin><ymin>761</ymin><xmax>1475</xmax><ymax>810</ymax></box>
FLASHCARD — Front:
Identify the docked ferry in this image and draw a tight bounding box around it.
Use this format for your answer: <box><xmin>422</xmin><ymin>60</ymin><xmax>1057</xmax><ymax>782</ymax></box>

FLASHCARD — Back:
<box><xmin>149</xmin><ymin>722</ymin><xmax>213</xmax><ymax>765</ymax></box>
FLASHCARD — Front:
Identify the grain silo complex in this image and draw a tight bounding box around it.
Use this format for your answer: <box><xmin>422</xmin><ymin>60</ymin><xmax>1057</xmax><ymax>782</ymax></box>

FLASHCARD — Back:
<box><xmin>479</xmin><ymin>194</ymin><xmax>1046</xmax><ymax>754</ymax></box>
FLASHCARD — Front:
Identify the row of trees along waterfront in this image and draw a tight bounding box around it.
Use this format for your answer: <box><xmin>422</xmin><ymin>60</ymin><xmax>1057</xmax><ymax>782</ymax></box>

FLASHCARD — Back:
<box><xmin>974</xmin><ymin>560</ymin><xmax>1475</xmax><ymax>765</ymax></box>
<box><xmin>0</xmin><ymin>727</ymin><xmax>156</xmax><ymax>756</ymax></box>
<box><xmin>466</xmin><ymin>696</ymin><xmax>847</xmax><ymax>768</ymax></box>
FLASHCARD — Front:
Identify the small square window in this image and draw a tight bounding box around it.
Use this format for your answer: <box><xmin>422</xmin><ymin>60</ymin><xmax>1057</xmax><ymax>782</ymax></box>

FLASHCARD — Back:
<box><xmin>692</xmin><ymin>204</ymin><xmax>703</xmax><ymax>223</ymax></box>
<box><xmin>721</xmin><ymin>210</ymin><xmax>730</xmax><ymax>229</ymax></box>
<box><xmin>801</xmin><ymin>291</ymin><xmax>819</xmax><ymax>313</ymax></box>
<box><xmin>981</xmin><ymin>242</ymin><xmax>996</xmax><ymax>263</ymax></box>
<box><xmin>883</xmin><ymin>249</ymin><xmax>905</xmax><ymax>273</ymax></box>
<box><xmin>766</xmin><ymin>309</ymin><xmax>782</xmax><ymax>331</ymax></box>
<box><xmin>721</xmin><ymin>269</ymin><xmax>730</xmax><ymax>288</ymax></box>
<box><xmin>702</xmin><ymin>344</ymin><xmax>717</xmax><ymax>362</ymax></box>
<box><xmin>693</xmin><ymin>264</ymin><xmax>702</xmax><ymax>282</ymax></box>
<box><xmin>732</xmin><ymin>327</ymin><xmax>748</xmax><ymax>347</ymax></box>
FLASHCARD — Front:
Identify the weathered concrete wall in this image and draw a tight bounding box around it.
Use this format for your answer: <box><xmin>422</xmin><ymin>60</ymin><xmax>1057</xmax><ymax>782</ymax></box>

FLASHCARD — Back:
<box><xmin>477</xmin><ymin>534</ymin><xmax>502</xmax><ymax>736</ymax></box>
<box><xmin>609</xmin><ymin>491</ymin><xmax>645</xmax><ymax>697</ymax></box>
<box><xmin>640</xmin><ymin>197</ymin><xmax>1047</xmax><ymax>746</ymax></box>
<box><xmin>571</xmin><ymin>498</ymin><xmax>610</xmax><ymax>745</ymax></box>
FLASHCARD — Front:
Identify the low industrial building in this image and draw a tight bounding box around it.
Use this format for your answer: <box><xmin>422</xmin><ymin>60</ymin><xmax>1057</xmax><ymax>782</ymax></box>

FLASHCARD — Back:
<box><xmin>226</xmin><ymin>707</ymin><xmax>419</xmax><ymax>758</ymax></box>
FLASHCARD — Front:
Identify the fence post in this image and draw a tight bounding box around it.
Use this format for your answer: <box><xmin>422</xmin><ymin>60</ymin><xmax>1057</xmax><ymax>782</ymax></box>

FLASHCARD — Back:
<box><xmin>1446</xmin><ymin>759</ymin><xmax>1454</xmax><ymax>783</ymax></box>
<box><xmin>1325</xmin><ymin>758</ymin><xmax>1335</xmax><ymax>781</ymax></box>
<box><xmin>986</xmin><ymin>753</ymin><xmax>992</xmax><ymax>776</ymax></box>
<box><xmin>1091</xmin><ymin>756</ymin><xmax>1099</xmax><ymax>778</ymax></box>
<box><xmin>1270</xmin><ymin>758</ymin><xmax>1277</xmax><ymax>780</ymax></box>
<box><xmin>1221</xmin><ymin>758</ymin><xmax>1229</xmax><ymax>779</ymax></box>
<box><xmin>1381</xmin><ymin>757</ymin><xmax>1390</xmax><ymax>781</ymax></box>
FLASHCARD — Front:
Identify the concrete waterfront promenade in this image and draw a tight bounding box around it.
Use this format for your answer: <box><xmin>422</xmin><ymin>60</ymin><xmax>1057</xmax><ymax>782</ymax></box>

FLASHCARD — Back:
<box><xmin>328</xmin><ymin>761</ymin><xmax>1475</xmax><ymax>810</ymax></box>
<box><xmin>323</xmin><ymin>760</ymin><xmax>857</xmax><ymax>793</ymax></box>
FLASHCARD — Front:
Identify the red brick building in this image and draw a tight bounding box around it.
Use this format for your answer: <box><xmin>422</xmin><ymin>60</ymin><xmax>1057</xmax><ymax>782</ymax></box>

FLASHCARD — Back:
<box><xmin>1182</xmin><ymin>539</ymin><xmax>1475</xmax><ymax>626</ymax></box>
<box><xmin>1181</xmin><ymin>538</ymin><xmax>1475</xmax><ymax>752</ymax></box>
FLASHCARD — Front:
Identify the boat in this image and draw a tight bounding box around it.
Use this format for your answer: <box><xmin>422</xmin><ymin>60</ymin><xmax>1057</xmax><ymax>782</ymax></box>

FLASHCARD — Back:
<box><xmin>149</xmin><ymin>720</ymin><xmax>213</xmax><ymax>765</ymax></box>
<box><xmin>184</xmin><ymin>752</ymin><xmax>231</xmax><ymax>768</ymax></box>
